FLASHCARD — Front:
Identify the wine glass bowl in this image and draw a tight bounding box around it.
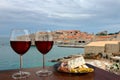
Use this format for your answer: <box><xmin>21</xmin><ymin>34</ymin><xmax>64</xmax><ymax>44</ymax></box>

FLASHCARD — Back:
<box><xmin>10</xmin><ymin>29</ymin><xmax>31</xmax><ymax>79</ymax></box>
<box><xmin>35</xmin><ymin>30</ymin><xmax>53</xmax><ymax>76</ymax></box>
<box><xmin>10</xmin><ymin>41</ymin><xmax>31</xmax><ymax>55</ymax></box>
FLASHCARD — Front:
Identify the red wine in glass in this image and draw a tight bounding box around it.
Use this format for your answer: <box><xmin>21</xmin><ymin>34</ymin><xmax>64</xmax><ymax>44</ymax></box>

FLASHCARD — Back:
<box><xmin>35</xmin><ymin>30</ymin><xmax>54</xmax><ymax>76</ymax></box>
<box><xmin>10</xmin><ymin>29</ymin><xmax>31</xmax><ymax>79</ymax></box>
<box><xmin>35</xmin><ymin>41</ymin><xmax>53</xmax><ymax>55</ymax></box>
<box><xmin>10</xmin><ymin>41</ymin><xmax>31</xmax><ymax>55</ymax></box>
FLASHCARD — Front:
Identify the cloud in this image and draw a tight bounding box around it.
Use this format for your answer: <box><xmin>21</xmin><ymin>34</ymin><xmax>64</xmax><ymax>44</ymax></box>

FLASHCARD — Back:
<box><xmin>0</xmin><ymin>0</ymin><xmax>120</xmax><ymax>36</ymax></box>
<box><xmin>102</xmin><ymin>24</ymin><xmax>120</xmax><ymax>33</ymax></box>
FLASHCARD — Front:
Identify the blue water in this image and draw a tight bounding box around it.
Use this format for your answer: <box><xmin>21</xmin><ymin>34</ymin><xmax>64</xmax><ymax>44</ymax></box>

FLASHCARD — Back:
<box><xmin>0</xmin><ymin>37</ymin><xmax>84</xmax><ymax>70</ymax></box>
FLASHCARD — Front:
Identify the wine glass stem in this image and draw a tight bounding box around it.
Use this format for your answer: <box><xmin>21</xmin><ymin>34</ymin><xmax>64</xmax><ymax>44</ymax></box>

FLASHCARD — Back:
<box><xmin>43</xmin><ymin>55</ymin><xmax>45</xmax><ymax>69</ymax></box>
<box><xmin>20</xmin><ymin>55</ymin><xmax>22</xmax><ymax>75</ymax></box>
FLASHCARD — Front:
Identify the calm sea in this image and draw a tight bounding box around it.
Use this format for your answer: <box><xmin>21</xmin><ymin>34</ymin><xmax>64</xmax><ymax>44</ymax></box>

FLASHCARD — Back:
<box><xmin>0</xmin><ymin>37</ymin><xmax>84</xmax><ymax>70</ymax></box>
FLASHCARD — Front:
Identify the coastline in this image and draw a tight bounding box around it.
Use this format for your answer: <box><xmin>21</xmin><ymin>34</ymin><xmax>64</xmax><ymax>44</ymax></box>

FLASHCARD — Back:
<box><xmin>57</xmin><ymin>44</ymin><xmax>85</xmax><ymax>48</ymax></box>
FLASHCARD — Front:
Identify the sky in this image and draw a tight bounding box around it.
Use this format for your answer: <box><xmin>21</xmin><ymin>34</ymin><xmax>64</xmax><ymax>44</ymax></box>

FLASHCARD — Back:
<box><xmin>0</xmin><ymin>0</ymin><xmax>120</xmax><ymax>37</ymax></box>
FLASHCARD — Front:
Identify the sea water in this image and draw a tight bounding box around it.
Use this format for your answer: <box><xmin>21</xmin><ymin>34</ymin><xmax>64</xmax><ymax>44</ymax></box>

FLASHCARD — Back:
<box><xmin>0</xmin><ymin>37</ymin><xmax>84</xmax><ymax>70</ymax></box>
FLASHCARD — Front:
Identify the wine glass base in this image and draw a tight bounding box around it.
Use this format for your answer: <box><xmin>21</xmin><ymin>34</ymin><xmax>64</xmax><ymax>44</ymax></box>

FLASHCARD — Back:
<box><xmin>36</xmin><ymin>70</ymin><xmax>52</xmax><ymax>77</ymax></box>
<box><xmin>12</xmin><ymin>71</ymin><xmax>30</xmax><ymax>79</ymax></box>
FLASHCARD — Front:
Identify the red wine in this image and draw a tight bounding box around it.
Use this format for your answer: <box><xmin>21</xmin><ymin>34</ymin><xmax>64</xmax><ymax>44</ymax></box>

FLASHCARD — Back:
<box><xmin>35</xmin><ymin>41</ymin><xmax>53</xmax><ymax>55</ymax></box>
<box><xmin>10</xmin><ymin>41</ymin><xmax>31</xmax><ymax>55</ymax></box>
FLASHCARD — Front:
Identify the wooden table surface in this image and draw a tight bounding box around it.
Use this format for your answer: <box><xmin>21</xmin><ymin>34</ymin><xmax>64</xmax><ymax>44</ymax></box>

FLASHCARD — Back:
<box><xmin>0</xmin><ymin>64</ymin><xmax>120</xmax><ymax>80</ymax></box>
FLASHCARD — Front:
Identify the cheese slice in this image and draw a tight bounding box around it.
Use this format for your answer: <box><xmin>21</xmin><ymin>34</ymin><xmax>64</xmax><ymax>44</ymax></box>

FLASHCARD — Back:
<box><xmin>67</xmin><ymin>56</ymin><xmax>85</xmax><ymax>69</ymax></box>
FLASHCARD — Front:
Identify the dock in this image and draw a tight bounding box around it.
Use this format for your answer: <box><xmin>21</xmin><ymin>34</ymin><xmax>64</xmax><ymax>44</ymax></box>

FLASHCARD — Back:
<box><xmin>57</xmin><ymin>44</ymin><xmax>85</xmax><ymax>48</ymax></box>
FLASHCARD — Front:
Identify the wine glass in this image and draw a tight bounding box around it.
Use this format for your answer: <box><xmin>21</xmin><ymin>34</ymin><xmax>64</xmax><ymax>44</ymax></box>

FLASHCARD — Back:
<box><xmin>35</xmin><ymin>30</ymin><xmax>53</xmax><ymax>76</ymax></box>
<box><xmin>10</xmin><ymin>29</ymin><xmax>31</xmax><ymax>79</ymax></box>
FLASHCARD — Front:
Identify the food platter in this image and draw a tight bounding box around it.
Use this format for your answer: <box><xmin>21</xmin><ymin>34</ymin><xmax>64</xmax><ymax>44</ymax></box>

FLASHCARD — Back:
<box><xmin>54</xmin><ymin>62</ymin><xmax>94</xmax><ymax>74</ymax></box>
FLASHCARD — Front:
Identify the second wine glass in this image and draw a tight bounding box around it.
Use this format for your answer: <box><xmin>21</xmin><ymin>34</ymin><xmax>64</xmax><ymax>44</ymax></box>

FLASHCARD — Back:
<box><xmin>35</xmin><ymin>30</ymin><xmax>53</xmax><ymax>76</ymax></box>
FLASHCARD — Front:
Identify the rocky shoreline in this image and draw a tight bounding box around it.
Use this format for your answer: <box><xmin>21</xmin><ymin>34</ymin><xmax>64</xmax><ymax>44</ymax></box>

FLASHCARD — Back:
<box><xmin>49</xmin><ymin>53</ymin><xmax>120</xmax><ymax>63</ymax></box>
<box><xmin>49</xmin><ymin>54</ymin><xmax>83</xmax><ymax>62</ymax></box>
